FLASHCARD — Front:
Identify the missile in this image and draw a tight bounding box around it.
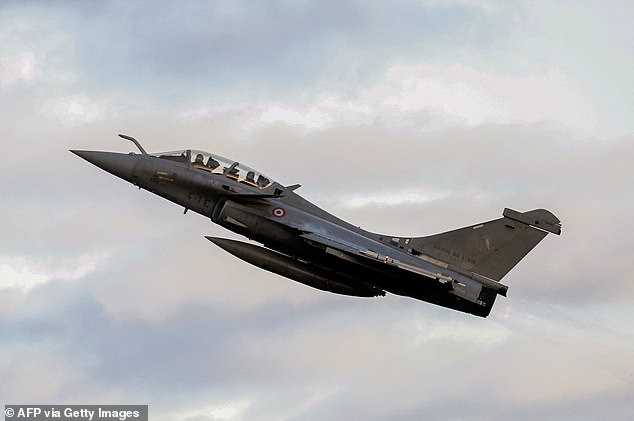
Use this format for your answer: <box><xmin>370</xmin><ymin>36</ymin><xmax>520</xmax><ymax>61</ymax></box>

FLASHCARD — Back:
<box><xmin>206</xmin><ymin>237</ymin><xmax>383</xmax><ymax>297</ymax></box>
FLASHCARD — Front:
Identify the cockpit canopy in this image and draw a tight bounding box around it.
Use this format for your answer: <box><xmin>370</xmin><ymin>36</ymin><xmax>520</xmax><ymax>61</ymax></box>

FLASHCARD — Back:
<box><xmin>150</xmin><ymin>149</ymin><xmax>272</xmax><ymax>189</ymax></box>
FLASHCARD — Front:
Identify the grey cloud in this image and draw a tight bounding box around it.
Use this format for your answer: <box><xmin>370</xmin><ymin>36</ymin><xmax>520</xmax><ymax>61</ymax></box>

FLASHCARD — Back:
<box><xmin>1</xmin><ymin>1</ymin><xmax>633</xmax><ymax>419</ymax></box>
<box><xmin>1</xmin><ymin>0</ymin><xmax>511</xmax><ymax>102</ymax></box>
<box><xmin>1</xmin><ymin>248</ymin><xmax>632</xmax><ymax>419</ymax></box>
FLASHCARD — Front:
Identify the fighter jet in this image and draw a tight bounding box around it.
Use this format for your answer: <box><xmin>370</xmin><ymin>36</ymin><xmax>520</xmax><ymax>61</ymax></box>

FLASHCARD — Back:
<box><xmin>72</xmin><ymin>134</ymin><xmax>561</xmax><ymax>317</ymax></box>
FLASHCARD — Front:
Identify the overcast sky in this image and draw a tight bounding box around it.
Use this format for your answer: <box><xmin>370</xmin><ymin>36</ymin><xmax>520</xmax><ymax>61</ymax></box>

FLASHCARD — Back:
<box><xmin>1</xmin><ymin>1</ymin><xmax>633</xmax><ymax>420</ymax></box>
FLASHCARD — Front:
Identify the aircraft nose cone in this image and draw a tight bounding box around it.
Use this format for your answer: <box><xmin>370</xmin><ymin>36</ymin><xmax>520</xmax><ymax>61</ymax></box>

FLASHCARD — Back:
<box><xmin>71</xmin><ymin>150</ymin><xmax>139</xmax><ymax>182</ymax></box>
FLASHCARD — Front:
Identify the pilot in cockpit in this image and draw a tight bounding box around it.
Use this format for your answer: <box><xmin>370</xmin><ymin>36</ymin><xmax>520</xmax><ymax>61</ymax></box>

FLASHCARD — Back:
<box><xmin>206</xmin><ymin>156</ymin><xmax>219</xmax><ymax>170</ymax></box>
<box><xmin>257</xmin><ymin>175</ymin><xmax>270</xmax><ymax>187</ymax></box>
<box><xmin>193</xmin><ymin>153</ymin><xmax>205</xmax><ymax>167</ymax></box>
<box><xmin>224</xmin><ymin>163</ymin><xmax>240</xmax><ymax>180</ymax></box>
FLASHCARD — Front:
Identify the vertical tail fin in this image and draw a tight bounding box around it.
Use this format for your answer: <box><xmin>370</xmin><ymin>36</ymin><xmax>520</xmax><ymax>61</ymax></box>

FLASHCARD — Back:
<box><xmin>409</xmin><ymin>208</ymin><xmax>561</xmax><ymax>282</ymax></box>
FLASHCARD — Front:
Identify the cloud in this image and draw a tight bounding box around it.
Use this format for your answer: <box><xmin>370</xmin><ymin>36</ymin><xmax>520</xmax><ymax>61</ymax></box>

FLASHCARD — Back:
<box><xmin>0</xmin><ymin>1</ymin><xmax>633</xmax><ymax>420</ymax></box>
<box><xmin>0</xmin><ymin>252</ymin><xmax>110</xmax><ymax>290</ymax></box>
<box><xmin>0</xmin><ymin>14</ymin><xmax>75</xmax><ymax>89</ymax></box>
<box><xmin>0</xmin><ymin>260</ymin><xmax>48</xmax><ymax>290</ymax></box>
<box><xmin>0</xmin><ymin>50</ymin><xmax>36</xmax><ymax>88</ymax></box>
<box><xmin>176</xmin><ymin>60</ymin><xmax>604</xmax><ymax>139</ymax></box>
<box><xmin>0</xmin><ymin>0</ymin><xmax>516</xmax><ymax>101</ymax></box>
<box><xmin>323</xmin><ymin>188</ymin><xmax>450</xmax><ymax>208</ymax></box>
<box><xmin>161</xmin><ymin>401</ymin><xmax>251</xmax><ymax>421</ymax></box>
<box><xmin>41</xmin><ymin>95</ymin><xmax>109</xmax><ymax>126</ymax></box>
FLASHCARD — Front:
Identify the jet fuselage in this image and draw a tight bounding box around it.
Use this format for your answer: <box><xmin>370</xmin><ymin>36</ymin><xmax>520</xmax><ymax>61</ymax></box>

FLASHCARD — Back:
<box><xmin>72</xmin><ymin>138</ymin><xmax>561</xmax><ymax>317</ymax></box>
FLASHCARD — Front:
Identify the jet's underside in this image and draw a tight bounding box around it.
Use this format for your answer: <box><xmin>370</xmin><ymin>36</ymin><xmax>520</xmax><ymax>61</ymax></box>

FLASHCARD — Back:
<box><xmin>207</xmin><ymin>236</ymin><xmax>497</xmax><ymax>317</ymax></box>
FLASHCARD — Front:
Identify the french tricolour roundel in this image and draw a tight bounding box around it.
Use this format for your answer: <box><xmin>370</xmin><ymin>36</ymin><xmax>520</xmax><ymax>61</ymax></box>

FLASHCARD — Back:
<box><xmin>272</xmin><ymin>207</ymin><xmax>286</xmax><ymax>218</ymax></box>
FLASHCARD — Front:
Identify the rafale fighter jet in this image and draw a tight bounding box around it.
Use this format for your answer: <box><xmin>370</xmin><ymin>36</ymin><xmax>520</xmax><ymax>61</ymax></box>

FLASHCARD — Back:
<box><xmin>72</xmin><ymin>134</ymin><xmax>561</xmax><ymax>317</ymax></box>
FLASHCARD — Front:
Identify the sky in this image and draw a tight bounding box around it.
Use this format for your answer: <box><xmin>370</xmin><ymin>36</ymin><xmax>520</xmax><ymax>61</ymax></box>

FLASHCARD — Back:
<box><xmin>1</xmin><ymin>0</ymin><xmax>633</xmax><ymax>420</ymax></box>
